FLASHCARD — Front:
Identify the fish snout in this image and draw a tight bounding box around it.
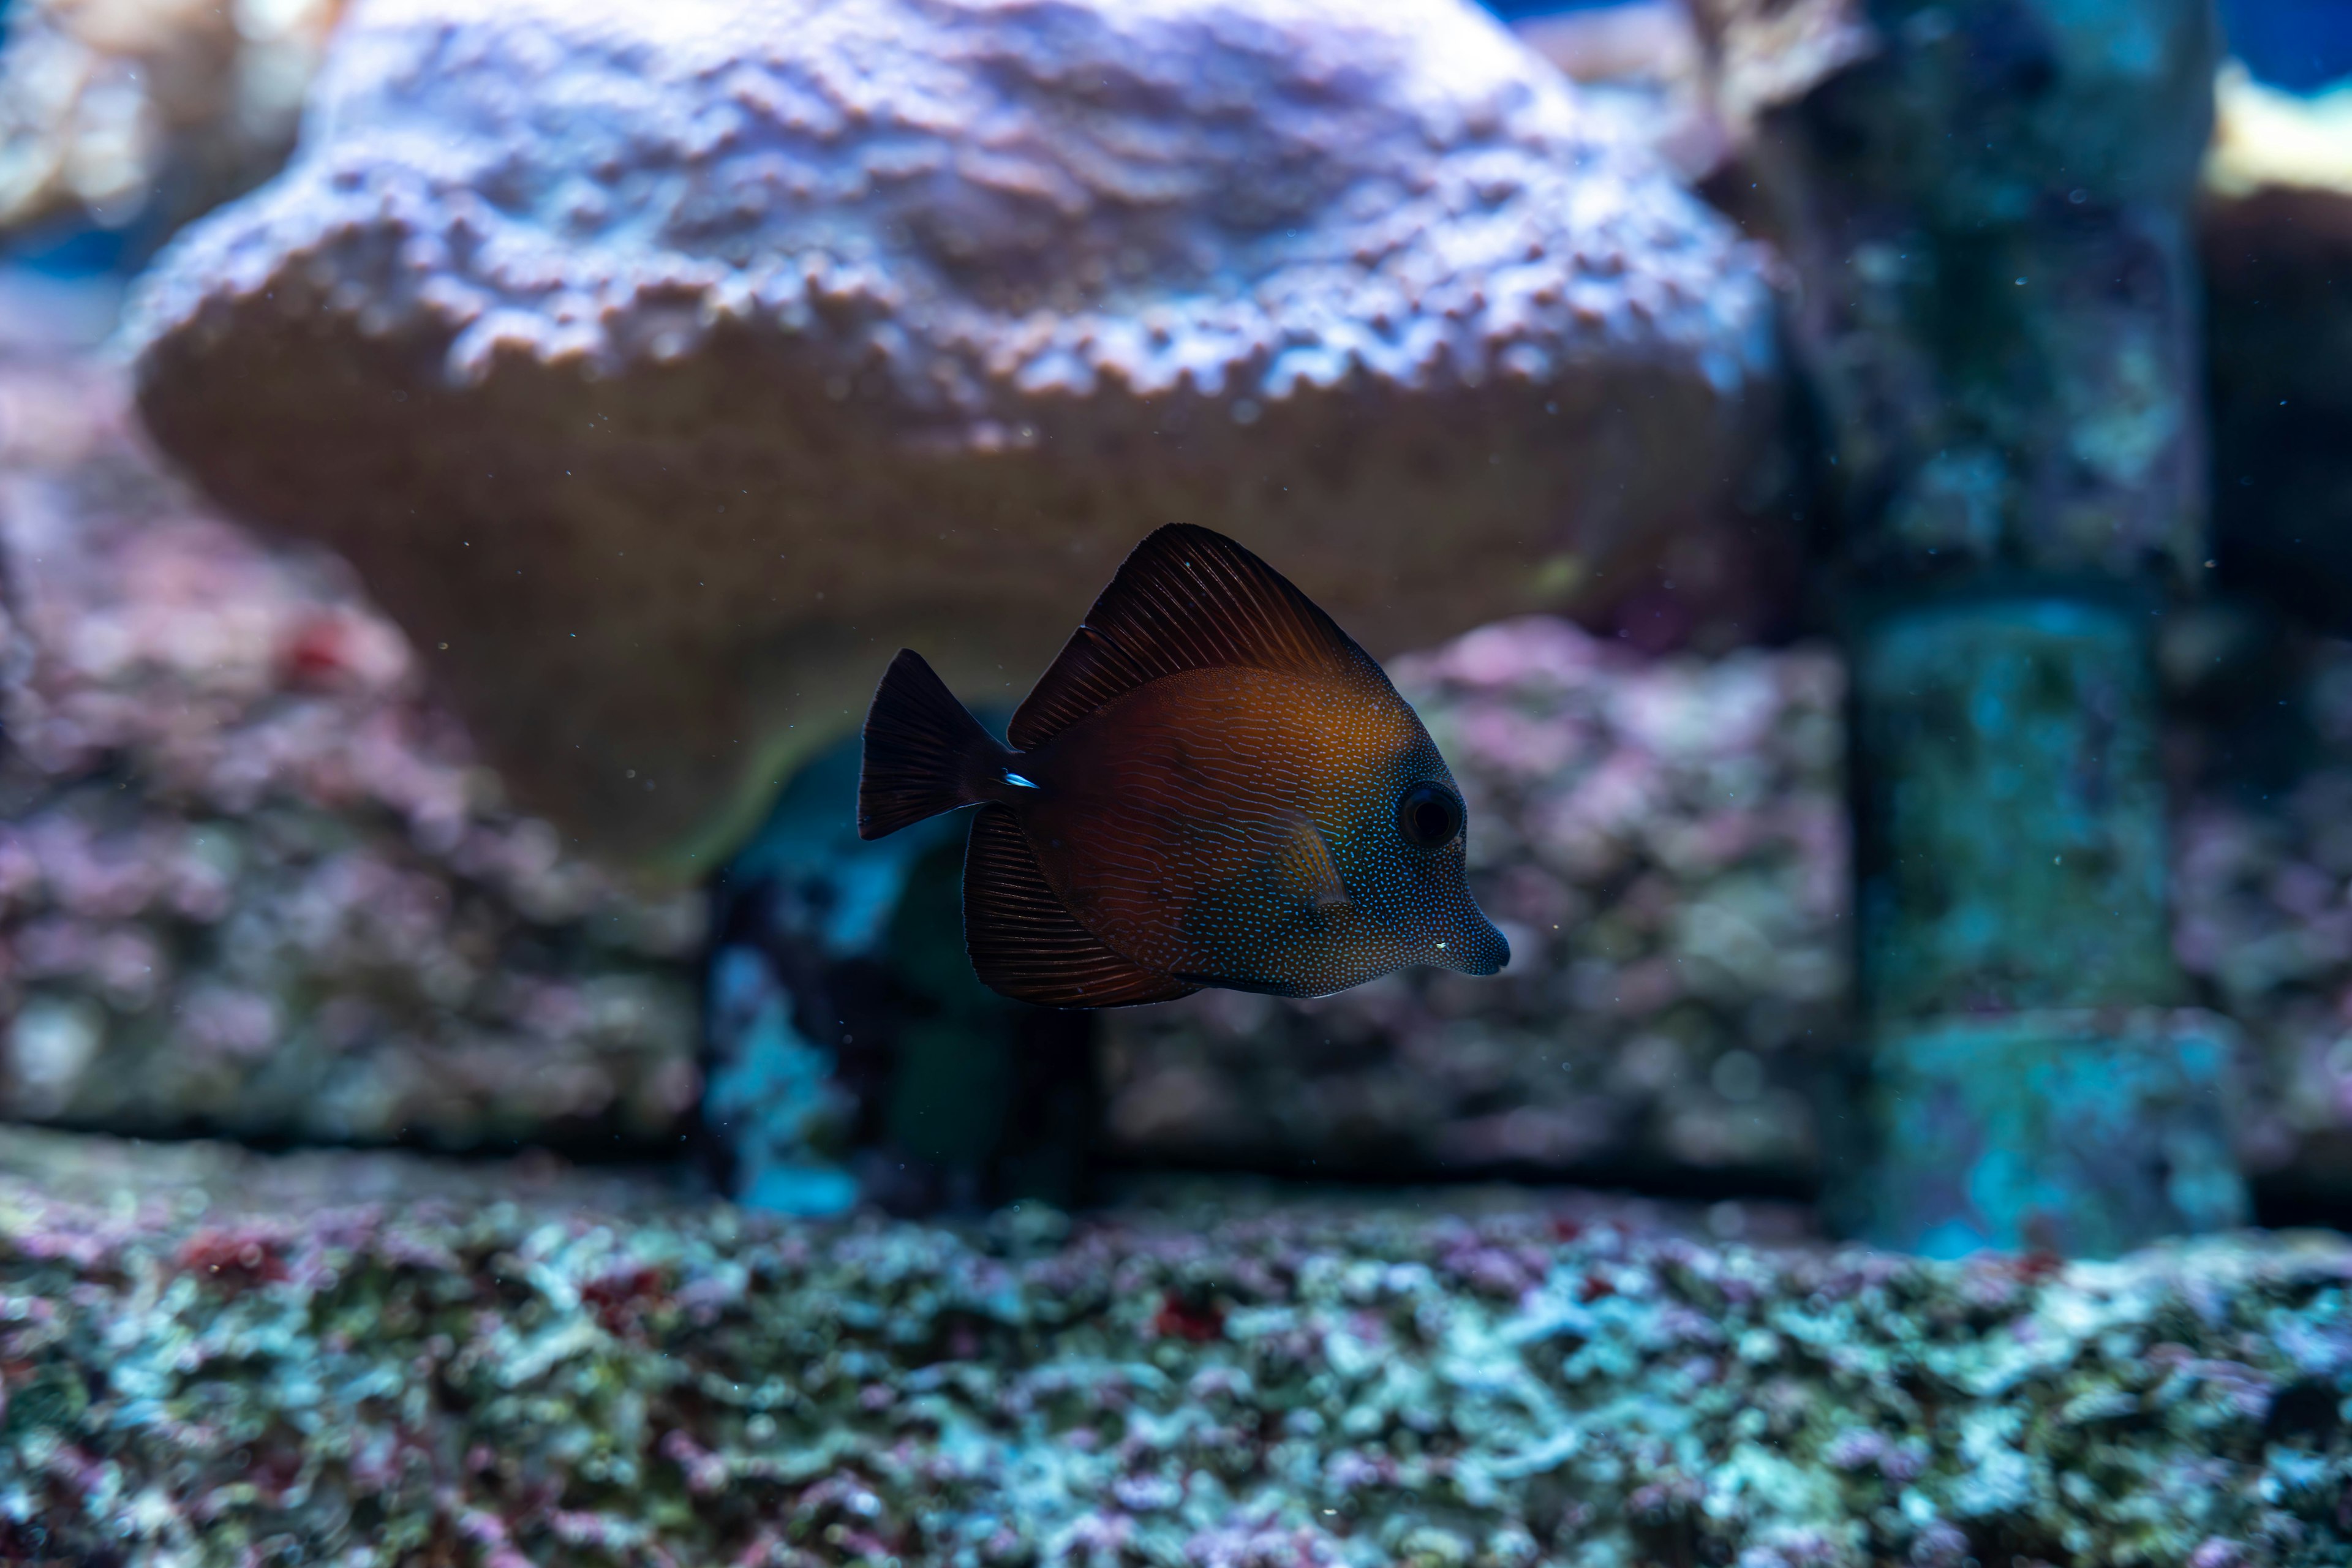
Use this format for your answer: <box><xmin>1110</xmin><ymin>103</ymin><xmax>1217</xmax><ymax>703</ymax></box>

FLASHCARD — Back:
<box><xmin>1433</xmin><ymin>912</ymin><xmax>1510</xmax><ymax>976</ymax></box>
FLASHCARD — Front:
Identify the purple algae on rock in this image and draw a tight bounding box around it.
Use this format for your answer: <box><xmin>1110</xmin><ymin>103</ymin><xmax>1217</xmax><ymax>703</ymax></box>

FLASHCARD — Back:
<box><xmin>0</xmin><ymin>322</ymin><xmax>703</xmax><ymax>1150</ymax></box>
<box><xmin>0</xmin><ymin>1126</ymin><xmax>2345</xmax><ymax>1566</ymax></box>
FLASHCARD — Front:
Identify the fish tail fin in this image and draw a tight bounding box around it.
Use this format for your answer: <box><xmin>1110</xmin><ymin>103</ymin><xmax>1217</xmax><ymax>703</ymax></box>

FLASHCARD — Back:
<box><xmin>859</xmin><ymin>649</ymin><xmax>1004</xmax><ymax>840</ymax></box>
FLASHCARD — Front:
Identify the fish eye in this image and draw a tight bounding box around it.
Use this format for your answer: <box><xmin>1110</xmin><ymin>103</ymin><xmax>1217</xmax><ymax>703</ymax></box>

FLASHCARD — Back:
<box><xmin>1395</xmin><ymin>782</ymin><xmax>1464</xmax><ymax>848</ymax></box>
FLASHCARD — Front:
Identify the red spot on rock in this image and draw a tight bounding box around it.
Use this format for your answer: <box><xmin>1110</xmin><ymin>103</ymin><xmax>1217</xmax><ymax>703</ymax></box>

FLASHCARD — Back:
<box><xmin>173</xmin><ymin>1229</ymin><xmax>289</xmax><ymax>1287</ymax></box>
<box><xmin>2015</xmin><ymin>1250</ymin><xmax>2065</xmax><ymax>1283</ymax></box>
<box><xmin>1152</xmin><ymin>1291</ymin><xmax>1225</xmax><ymax>1343</ymax></box>
<box><xmin>581</xmin><ymin>1265</ymin><xmax>668</xmax><ymax>1335</ymax></box>
<box><xmin>281</xmin><ymin>614</ymin><xmax>356</xmax><ymax>687</ymax></box>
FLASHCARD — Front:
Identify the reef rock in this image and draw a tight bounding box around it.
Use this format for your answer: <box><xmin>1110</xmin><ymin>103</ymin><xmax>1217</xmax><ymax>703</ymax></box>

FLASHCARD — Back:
<box><xmin>1099</xmin><ymin>615</ymin><xmax>1850</xmax><ymax>1186</ymax></box>
<box><xmin>2</xmin><ymin>1125</ymin><xmax>2348</xmax><ymax>1566</ymax></box>
<box><xmin>126</xmin><ymin>0</ymin><xmax>1779</xmax><ymax>874</ymax></box>
<box><xmin>0</xmin><ymin>298</ymin><xmax>703</xmax><ymax>1150</ymax></box>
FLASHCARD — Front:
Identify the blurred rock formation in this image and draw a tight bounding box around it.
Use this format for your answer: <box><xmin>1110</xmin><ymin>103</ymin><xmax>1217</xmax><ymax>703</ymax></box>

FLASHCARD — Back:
<box><xmin>0</xmin><ymin>0</ymin><xmax>347</xmax><ymax>250</ymax></box>
<box><xmin>0</xmin><ymin>284</ymin><xmax>703</xmax><ymax>1150</ymax></box>
<box><xmin>124</xmin><ymin>0</ymin><xmax>1779</xmax><ymax>876</ymax></box>
<box><xmin>2174</xmin><ymin>635</ymin><xmax>2352</xmax><ymax>1213</ymax></box>
<box><xmin>12</xmin><ymin>269</ymin><xmax>2352</xmax><ymax>1212</ymax></box>
<box><xmin>1091</xmin><ymin>608</ymin><xmax>2352</xmax><ymax>1215</ymax></box>
<box><xmin>1512</xmin><ymin>1</ymin><xmax>1728</xmax><ymax>182</ymax></box>
<box><xmin>1681</xmin><ymin>0</ymin><xmax>2235</xmax><ymax>1256</ymax></box>
<box><xmin>1101</xmin><ymin>617</ymin><xmax>1850</xmax><ymax>1189</ymax></box>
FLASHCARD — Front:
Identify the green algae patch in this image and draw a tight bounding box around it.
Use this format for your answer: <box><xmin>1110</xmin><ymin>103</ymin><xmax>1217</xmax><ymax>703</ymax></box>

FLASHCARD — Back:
<box><xmin>0</xmin><ymin>1130</ymin><xmax>2344</xmax><ymax>1566</ymax></box>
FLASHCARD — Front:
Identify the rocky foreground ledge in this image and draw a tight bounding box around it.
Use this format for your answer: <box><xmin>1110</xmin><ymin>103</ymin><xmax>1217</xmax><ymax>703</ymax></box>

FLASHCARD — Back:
<box><xmin>0</xmin><ymin>1132</ymin><xmax>2344</xmax><ymax>1567</ymax></box>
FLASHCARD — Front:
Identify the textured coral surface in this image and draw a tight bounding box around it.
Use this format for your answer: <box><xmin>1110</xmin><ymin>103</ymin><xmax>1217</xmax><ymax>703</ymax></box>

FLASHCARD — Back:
<box><xmin>0</xmin><ymin>1128</ymin><xmax>2346</xmax><ymax>1567</ymax></box>
<box><xmin>126</xmin><ymin>0</ymin><xmax>1776</xmax><ymax>869</ymax></box>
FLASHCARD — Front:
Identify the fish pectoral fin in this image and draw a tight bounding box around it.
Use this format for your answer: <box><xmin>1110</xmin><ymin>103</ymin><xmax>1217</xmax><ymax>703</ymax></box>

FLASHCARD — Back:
<box><xmin>963</xmin><ymin>807</ymin><xmax>1200</xmax><ymax>1009</ymax></box>
<box><xmin>1275</xmin><ymin>816</ymin><xmax>1352</xmax><ymax>915</ymax></box>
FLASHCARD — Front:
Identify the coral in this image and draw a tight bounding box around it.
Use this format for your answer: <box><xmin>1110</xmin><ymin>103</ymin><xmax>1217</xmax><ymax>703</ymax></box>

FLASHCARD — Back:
<box><xmin>0</xmin><ymin>295</ymin><xmax>702</xmax><ymax>1150</ymax></box>
<box><xmin>0</xmin><ymin>1125</ymin><xmax>2347</xmax><ymax>1566</ymax></box>
<box><xmin>1509</xmin><ymin>1</ymin><xmax>1727</xmax><ymax>186</ymax></box>
<box><xmin>2206</xmin><ymin>64</ymin><xmax>2352</xmax><ymax>204</ymax></box>
<box><xmin>0</xmin><ymin>0</ymin><xmax>347</xmax><ymax>244</ymax></box>
<box><xmin>124</xmin><ymin>0</ymin><xmax>1777</xmax><ymax>873</ymax></box>
<box><xmin>1099</xmin><ymin>614</ymin><xmax>1848</xmax><ymax>1185</ymax></box>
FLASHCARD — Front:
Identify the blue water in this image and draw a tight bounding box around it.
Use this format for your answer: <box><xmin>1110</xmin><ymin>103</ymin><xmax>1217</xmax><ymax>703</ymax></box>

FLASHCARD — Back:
<box><xmin>1483</xmin><ymin>0</ymin><xmax>2352</xmax><ymax>94</ymax></box>
<box><xmin>2220</xmin><ymin>0</ymin><xmax>2352</xmax><ymax>90</ymax></box>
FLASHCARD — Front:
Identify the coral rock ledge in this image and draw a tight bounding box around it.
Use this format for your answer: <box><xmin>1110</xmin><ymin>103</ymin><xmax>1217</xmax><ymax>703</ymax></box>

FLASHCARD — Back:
<box><xmin>0</xmin><ymin>1129</ymin><xmax>2346</xmax><ymax>1566</ymax></box>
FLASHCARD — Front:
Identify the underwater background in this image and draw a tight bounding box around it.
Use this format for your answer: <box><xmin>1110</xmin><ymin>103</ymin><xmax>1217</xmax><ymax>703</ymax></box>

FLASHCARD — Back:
<box><xmin>0</xmin><ymin>0</ymin><xmax>2347</xmax><ymax>1561</ymax></box>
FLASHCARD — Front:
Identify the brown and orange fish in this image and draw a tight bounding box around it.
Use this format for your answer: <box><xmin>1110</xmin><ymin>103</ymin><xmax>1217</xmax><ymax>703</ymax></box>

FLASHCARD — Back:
<box><xmin>856</xmin><ymin>524</ymin><xmax>1509</xmax><ymax>1007</ymax></box>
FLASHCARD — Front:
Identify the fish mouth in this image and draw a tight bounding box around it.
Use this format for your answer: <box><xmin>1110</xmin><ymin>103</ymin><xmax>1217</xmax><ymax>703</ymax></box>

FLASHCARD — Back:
<box><xmin>1431</xmin><ymin>916</ymin><xmax>1510</xmax><ymax>977</ymax></box>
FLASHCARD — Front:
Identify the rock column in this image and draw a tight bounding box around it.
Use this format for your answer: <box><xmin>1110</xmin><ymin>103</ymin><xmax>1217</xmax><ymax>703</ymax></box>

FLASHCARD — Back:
<box><xmin>1695</xmin><ymin>0</ymin><xmax>2244</xmax><ymax>1253</ymax></box>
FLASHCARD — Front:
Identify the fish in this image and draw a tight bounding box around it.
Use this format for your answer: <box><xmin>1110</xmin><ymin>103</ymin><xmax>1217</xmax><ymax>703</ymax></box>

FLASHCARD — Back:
<box><xmin>856</xmin><ymin>523</ymin><xmax>1510</xmax><ymax>1008</ymax></box>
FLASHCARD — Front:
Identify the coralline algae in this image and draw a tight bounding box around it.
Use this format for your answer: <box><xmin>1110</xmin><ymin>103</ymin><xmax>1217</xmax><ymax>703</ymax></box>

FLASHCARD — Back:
<box><xmin>0</xmin><ymin>1127</ymin><xmax>2346</xmax><ymax>1566</ymax></box>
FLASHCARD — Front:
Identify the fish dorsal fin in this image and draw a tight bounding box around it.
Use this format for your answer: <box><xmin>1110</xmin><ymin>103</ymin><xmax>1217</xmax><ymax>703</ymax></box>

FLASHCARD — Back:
<box><xmin>963</xmin><ymin>807</ymin><xmax>1200</xmax><ymax>1009</ymax></box>
<box><xmin>1008</xmin><ymin>524</ymin><xmax>1381</xmax><ymax>751</ymax></box>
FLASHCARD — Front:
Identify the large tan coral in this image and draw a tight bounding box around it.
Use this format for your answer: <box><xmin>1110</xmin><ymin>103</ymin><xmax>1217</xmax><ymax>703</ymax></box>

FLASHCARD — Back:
<box><xmin>127</xmin><ymin>0</ymin><xmax>1779</xmax><ymax>875</ymax></box>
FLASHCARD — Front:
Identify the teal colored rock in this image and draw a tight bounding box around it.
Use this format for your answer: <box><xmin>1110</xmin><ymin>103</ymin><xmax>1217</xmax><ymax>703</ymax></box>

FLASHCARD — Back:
<box><xmin>1840</xmin><ymin>595</ymin><xmax>2224</xmax><ymax>1253</ymax></box>
<box><xmin>1701</xmin><ymin>0</ymin><xmax>2233</xmax><ymax>1253</ymax></box>
<box><xmin>703</xmin><ymin>729</ymin><xmax>1094</xmax><ymax>1218</ymax></box>
<box><xmin>1853</xmin><ymin>596</ymin><xmax>2177</xmax><ymax>1019</ymax></box>
<box><xmin>1854</xmin><ymin>1008</ymin><xmax>2247</xmax><ymax>1257</ymax></box>
<box><xmin>1705</xmin><ymin>0</ymin><xmax>2217</xmax><ymax>581</ymax></box>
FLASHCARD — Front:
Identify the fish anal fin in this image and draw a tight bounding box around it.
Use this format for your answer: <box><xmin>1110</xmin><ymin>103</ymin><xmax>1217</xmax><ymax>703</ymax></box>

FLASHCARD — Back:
<box><xmin>963</xmin><ymin>807</ymin><xmax>1198</xmax><ymax>1009</ymax></box>
<box><xmin>1009</xmin><ymin>524</ymin><xmax>1380</xmax><ymax>751</ymax></box>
